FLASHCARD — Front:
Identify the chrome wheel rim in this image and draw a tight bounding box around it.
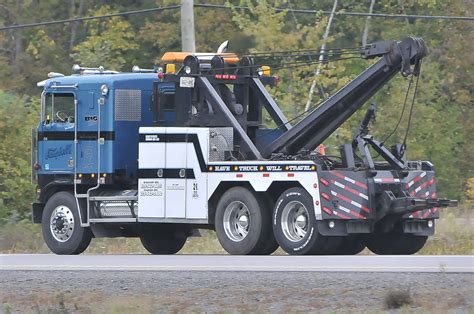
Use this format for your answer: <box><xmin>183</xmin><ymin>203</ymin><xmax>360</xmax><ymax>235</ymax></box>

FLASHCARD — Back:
<box><xmin>281</xmin><ymin>201</ymin><xmax>309</xmax><ymax>242</ymax></box>
<box><xmin>50</xmin><ymin>205</ymin><xmax>75</xmax><ymax>242</ymax></box>
<box><xmin>223</xmin><ymin>201</ymin><xmax>250</xmax><ymax>242</ymax></box>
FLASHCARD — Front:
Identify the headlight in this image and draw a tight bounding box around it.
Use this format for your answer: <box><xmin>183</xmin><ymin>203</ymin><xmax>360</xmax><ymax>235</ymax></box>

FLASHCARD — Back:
<box><xmin>101</xmin><ymin>84</ymin><xmax>109</xmax><ymax>96</ymax></box>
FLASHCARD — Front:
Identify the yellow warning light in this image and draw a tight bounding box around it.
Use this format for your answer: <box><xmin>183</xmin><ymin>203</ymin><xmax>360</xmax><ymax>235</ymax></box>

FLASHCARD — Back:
<box><xmin>166</xmin><ymin>63</ymin><xmax>176</xmax><ymax>74</ymax></box>
<box><xmin>261</xmin><ymin>65</ymin><xmax>271</xmax><ymax>76</ymax></box>
<box><xmin>285</xmin><ymin>166</ymin><xmax>289</xmax><ymax>170</ymax></box>
<box><xmin>102</xmin><ymin>173</ymin><xmax>107</xmax><ymax>177</ymax></box>
<box><xmin>311</xmin><ymin>165</ymin><xmax>316</xmax><ymax>171</ymax></box>
<box><xmin>234</xmin><ymin>166</ymin><xmax>239</xmax><ymax>171</ymax></box>
<box><xmin>78</xmin><ymin>174</ymin><xmax>82</xmax><ymax>178</ymax></box>
<box><xmin>91</xmin><ymin>173</ymin><xmax>95</xmax><ymax>178</ymax></box>
<box><xmin>161</xmin><ymin>52</ymin><xmax>240</xmax><ymax>64</ymax></box>
<box><xmin>208</xmin><ymin>166</ymin><xmax>213</xmax><ymax>171</ymax></box>
<box><xmin>259</xmin><ymin>166</ymin><xmax>264</xmax><ymax>171</ymax></box>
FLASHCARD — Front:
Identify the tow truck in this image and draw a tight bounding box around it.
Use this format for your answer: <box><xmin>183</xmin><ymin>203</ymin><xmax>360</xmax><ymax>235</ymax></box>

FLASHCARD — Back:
<box><xmin>32</xmin><ymin>37</ymin><xmax>456</xmax><ymax>255</ymax></box>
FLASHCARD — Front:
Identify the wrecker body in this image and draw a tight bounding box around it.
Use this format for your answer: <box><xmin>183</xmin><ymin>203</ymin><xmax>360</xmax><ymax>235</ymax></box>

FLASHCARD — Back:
<box><xmin>32</xmin><ymin>37</ymin><xmax>456</xmax><ymax>255</ymax></box>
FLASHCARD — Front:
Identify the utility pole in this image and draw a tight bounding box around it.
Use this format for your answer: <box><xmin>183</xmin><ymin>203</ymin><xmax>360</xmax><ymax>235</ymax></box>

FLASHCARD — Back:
<box><xmin>362</xmin><ymin>0</ymin><xmax>376</xmax><ymax>47</ymax></box>
<box><xmin>304</xmin><ymin>0</ymin><xmax>338</xmax><ymax>112</ymax></box>
<box><xmin>181</xmin><ymin>0</ymin><xmax>196</xmax><ymax>52</ymax></box>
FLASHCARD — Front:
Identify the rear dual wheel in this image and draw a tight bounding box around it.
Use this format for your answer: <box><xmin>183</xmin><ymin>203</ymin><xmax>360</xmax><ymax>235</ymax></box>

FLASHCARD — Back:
<box><xmin>333</xmin><ymin>234</ymin><xmax>366</xmax><ymax>255</ymax></box>
<box><xmin>273</xmin><ymin>187</ymin><xmax>338</xmax><ymax>255</ymax></box>
<box><xmin>366</xmin><ymin>224</ymin><xmax>427</xmax><ymax>255</ymax></box>
<box><xmin>215</xmin><ymin>187</ymin><xmax>277</xmax><ymax>255</ymax></box>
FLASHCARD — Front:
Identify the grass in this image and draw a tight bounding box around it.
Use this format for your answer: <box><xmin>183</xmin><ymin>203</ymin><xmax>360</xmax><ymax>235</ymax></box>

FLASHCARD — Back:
<box><xmin>0</xmin><ymin>206</ymin><xmax>472</xmax><ymax>255</ymax></box>
<box><xmin>419</xmin><ymin>206</ymin><xmax>473</xmax><ymax>255</ymax></box>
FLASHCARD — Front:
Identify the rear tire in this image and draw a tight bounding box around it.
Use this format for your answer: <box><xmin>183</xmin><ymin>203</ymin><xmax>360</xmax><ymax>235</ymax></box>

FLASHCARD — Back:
<box><xmin>215</xmin><ymin>187</ymin><xmax>272</xmax><ymax>255</ymax></box>
<box><xmin>41</xmin><ymin>191</ymin><xmax>92</xmax><ymax>255</ymax></box>
<box><xmin>272</xmin><ymin>187</ymin><xmax>329</xmax><ymax>255</ymax></box>
<box><xmin>140</xmin><ymin>229</ymin><xmax>187</xmax><ymax>254</ymax></box>
<box><xmin>318</xmin><ymin>236</ymin><xmax>344</xmax><ymax>255</ymax></box>
<box><xmin>259</xmin><ymin>234</ymin><xmax>279</xmax><ymax>255</ymax></box>
<box><xmin>366</xmin><ymin>224</ymin><xmax>427</xmax><ymax>255</ymax></box>
<box><xmin>334</xmin><ymin>234</ymin><xmax>366</xmax><ymax>255</ymax></box>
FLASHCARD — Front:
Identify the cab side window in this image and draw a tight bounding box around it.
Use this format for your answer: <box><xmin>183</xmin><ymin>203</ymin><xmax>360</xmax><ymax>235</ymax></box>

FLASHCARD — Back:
<box><xmin>43</xmin><ymin>93</ymin><xmax>75</xmax><ymax>124</ymax></box>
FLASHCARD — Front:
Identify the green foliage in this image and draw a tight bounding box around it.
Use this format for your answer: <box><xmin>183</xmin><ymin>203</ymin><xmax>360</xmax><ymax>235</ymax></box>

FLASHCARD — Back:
<box><xmin>0</xmin><ymin>92</ymin><xmax>38</xmax><ymax>222</ymax></box>
<box><xmin>466</xmin><ymin>178</ymin><xmax>474</xmax><ymax>205</ymax></box>
<box><xmin>72</xmin><ymin>6</ymin><xmax>140</xmax><ymax>71</ymax></box>
<box><xmin>230</xmin><ymin>1</ymin><xmax>355</xmax><ymax>125</ymax></box>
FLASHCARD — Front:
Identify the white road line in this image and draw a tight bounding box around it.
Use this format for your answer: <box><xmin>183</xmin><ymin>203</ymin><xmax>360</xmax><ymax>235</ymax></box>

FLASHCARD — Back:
<box><xmin>1</xmin><ymin>255</ymin><xmax>473</xmax><ymax>273</ymax></box>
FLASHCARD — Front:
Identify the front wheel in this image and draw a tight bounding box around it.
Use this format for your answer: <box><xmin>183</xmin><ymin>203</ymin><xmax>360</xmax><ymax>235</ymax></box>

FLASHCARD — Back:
<box><xmin>41</xmin><ymin>191</ymin><xmax>92</xmax><ymax>255</ymax></box>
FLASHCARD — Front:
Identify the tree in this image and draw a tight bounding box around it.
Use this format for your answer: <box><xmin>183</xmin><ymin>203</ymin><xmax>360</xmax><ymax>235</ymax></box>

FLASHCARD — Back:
<box><xmin>230</xmin><ymin>1</ymin><xmax>356</xmax><ymax>126</ymax></box>
<box><xmin>0</xmin><ymin>91</ymin><xmax>38</xmax><ymax>222</ymax></box>
<box><xmin>72</xmin><ymin>5</ymin><xmax>139</xmax><ymax>71</ymax></box>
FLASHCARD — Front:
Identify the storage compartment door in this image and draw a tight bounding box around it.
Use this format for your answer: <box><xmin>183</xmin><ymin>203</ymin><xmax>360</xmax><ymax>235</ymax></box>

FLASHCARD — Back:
<box><xmin>165</xmin><ymin>138</ymin><xmax>187</xmax><ymax>218</ymax></box>
<box><xmin>138</xmin><ymin>129</ymin><xmax>166</xmax><ymax>219</ymax></box>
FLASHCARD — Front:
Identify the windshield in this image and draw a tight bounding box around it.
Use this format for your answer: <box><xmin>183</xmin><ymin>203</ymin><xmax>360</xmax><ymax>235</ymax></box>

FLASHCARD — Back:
<box><xmin>43</xmin><ymin>93</ymin><xmax>75</xmax><ymax>124</ymax></box>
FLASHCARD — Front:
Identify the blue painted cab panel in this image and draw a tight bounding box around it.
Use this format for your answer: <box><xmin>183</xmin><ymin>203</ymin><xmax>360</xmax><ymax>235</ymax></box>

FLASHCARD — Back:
<box><xmin>37</xmin><ymin>73</ymin><xmax>165</xmax><ymax>182</ymax></box>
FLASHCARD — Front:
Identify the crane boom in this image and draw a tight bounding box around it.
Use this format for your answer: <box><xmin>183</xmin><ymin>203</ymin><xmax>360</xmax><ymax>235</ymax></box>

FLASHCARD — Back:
<box><xmin>261</xmin><ymin>37</ymin><xmax>427</xmax><ymax>158</ymax></box>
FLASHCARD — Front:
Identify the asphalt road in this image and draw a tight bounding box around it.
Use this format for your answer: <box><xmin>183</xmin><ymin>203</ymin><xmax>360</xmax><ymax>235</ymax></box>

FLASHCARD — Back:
<box><xmin>1</xmin><ymin>254</ymin><xmax>472</xmax><ymax>272</ymax></box>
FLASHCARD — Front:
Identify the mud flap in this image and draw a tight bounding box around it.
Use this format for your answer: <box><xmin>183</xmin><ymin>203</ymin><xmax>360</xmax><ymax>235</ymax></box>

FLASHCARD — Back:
<box><xmin>32</xmin><ymin>202</ymin><xmax>45</xmax><ymax>223</ymax></box>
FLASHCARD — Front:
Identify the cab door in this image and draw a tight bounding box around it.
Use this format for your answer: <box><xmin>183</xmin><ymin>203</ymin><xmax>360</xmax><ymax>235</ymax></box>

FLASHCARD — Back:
<box><xmin>75</xmin><ymin>91</ymin><xmax>100</xmax><ymax>177</ymax></box>
<box><xmin>38</xmin><ymin>92</ymin><xmax>76</xmax><ymax>174</ymax></box>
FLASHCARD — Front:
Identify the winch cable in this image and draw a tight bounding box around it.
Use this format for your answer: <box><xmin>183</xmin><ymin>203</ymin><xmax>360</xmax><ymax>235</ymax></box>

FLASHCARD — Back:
<box><xmin>380</xmin><ymin>75</ymin><xmax>414</xmax><ymax>146</ymax></box>
<box><xmin>254</xmin><ymin>95</ymin><xmax>329</xmax><ymax>141</ymax></box>
<box><xmin>202</xmin><ymin>53</ymin><xmax>362</xmax><ymax>74</ymax></box>
<box><xmin>181</xmin><ymin>46</ymin><xmax>364</xmax><ymax>59</ymax></box>
<box><xmin>171</xmin><ymin>45</ymin><xmax>365</xmax><ymax>76</ymax></box>
<box><xmin>242</xmin><ymin>48</ymin><xmax>363</xmax><ymax>59</ymax></box>
<box><xmin>402</xmin><ymin>59</ymin><xmax>422</xmax><ymax>149</ymax></box>
<box><xmin>269</xmin><ymin>56</ymin><xmax>361</xmax><ymax>71</ymax></box>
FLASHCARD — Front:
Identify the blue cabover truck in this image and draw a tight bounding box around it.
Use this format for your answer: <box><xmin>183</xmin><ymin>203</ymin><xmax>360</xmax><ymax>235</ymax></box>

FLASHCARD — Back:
<box><xmin>32</xmin><ymin>37</ymin><xmax>456</xmax><ymax>255</ymax></box>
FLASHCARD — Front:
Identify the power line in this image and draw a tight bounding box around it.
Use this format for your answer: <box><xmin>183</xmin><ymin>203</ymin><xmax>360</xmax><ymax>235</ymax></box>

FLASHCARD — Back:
<box><xmin>0</xmin><ymin>5</ymin><xmax>180</xmax><ymax>31</ymax></box>
<box><xmin>195</xmin><ymin>3</ymin><xmax>474</xmax><ymax>21</ymax></box>
<box><xmin>0</xmin><ymin>3</ymin><xmax>472</xmax><ymax>32</ymax></box>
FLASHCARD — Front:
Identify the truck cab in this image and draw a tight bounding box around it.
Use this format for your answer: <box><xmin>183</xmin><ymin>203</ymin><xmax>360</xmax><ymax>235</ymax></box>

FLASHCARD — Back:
<box><xmin>34</xmin><ymin>70</ymin><xmax>161</xmax><ymax>205</ymax></box>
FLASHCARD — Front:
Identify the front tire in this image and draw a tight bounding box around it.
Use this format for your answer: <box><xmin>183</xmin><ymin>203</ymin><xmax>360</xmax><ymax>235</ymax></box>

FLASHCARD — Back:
<box><xmin>140</xmin><ymin>229</ymin><xmax>187</xmax><ymax>254</ymax></box>
<box><xmin>215</xmin><ymin>187</ymin><xmax>272</xmax><ymax>255</ymax></box>
<box><xmin>41</xmin><ymin>191</ymin><xmax>92</xmax><ymax>255</ymax></box>
<box><xmin>273</xmin><ymin>187</ymin><xmax>329</xmax><ymax>255</ymax></box>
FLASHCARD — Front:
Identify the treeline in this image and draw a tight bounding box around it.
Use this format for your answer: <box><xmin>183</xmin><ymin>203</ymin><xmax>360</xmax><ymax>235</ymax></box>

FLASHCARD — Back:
<box><xmin>0</xmin><ymin>0</ymin><xmax>472</xmax><ymax>221</ymax></box>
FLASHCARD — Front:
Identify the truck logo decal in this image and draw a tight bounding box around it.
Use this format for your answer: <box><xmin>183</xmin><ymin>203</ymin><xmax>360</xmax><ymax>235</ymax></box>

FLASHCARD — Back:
<box><xmin>46</xmin><ymin>144</ymin><xmax>72</xmax><ymax>159</ymax></box>
<box><xmin>85</xmin><ymin>115</ymin><xmax>98</xmax><ymax>121</ymax></box>
<box><xmin>214</xmin><ymin>166</ymin><xmax>231</xmax><ymax>172</ymax></box>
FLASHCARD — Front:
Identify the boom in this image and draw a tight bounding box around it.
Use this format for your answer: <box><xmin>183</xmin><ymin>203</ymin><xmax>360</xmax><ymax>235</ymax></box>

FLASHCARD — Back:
<box><xmin>262</xmin><ymin>37</ymin><xmax>427</xmax><ymax>158</ymax></box>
